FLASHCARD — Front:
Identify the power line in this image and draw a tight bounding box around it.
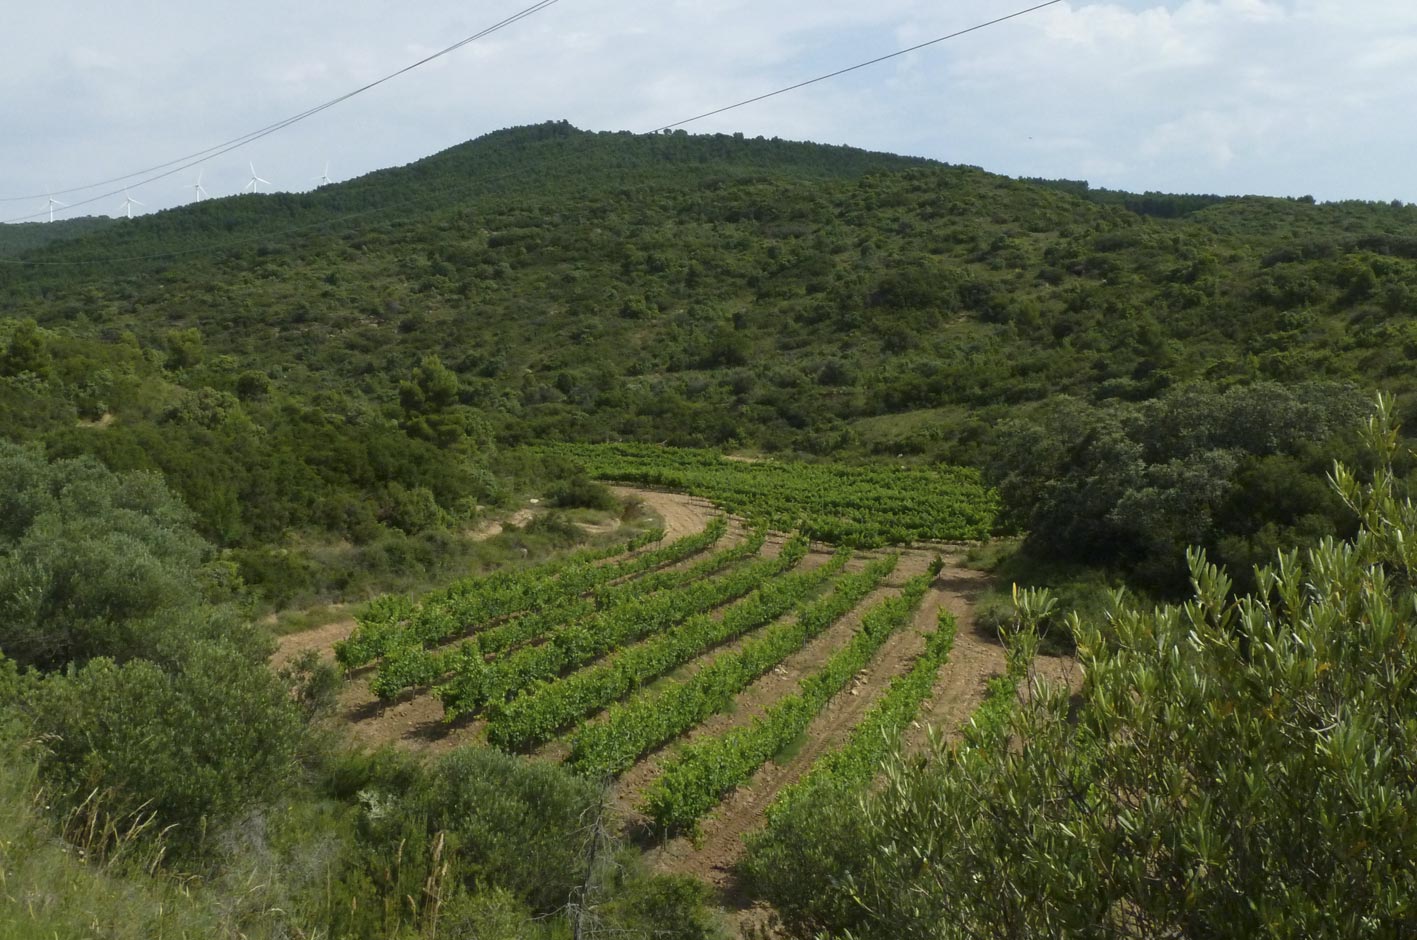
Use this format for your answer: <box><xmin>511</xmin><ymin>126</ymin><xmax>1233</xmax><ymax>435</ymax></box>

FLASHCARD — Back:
<box><xmin>0</xmin><ymin>0</ymin><xmax>561</xmax><ymax>217</ymax></box>
<box><xmin>648</xmin><ymin>0</ymin><xmax>1065</xmax><ymax>133</ymax></box>
<box><xmin>0</xmin><ymin>159</ymin><xmax>539</xmax><ymax>266</ymax></box>
<box><xmin>0</xmin><ymin>0</ymin><xmax>1065</xmax><ymax>265</ymax></box>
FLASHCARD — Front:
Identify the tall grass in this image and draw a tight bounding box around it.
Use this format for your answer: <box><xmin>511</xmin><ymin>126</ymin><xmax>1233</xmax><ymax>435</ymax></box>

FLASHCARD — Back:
<box><xmin>0</xmin><ymin>732</ymin><xmax>257</xmax><ymax>940</ymax></box>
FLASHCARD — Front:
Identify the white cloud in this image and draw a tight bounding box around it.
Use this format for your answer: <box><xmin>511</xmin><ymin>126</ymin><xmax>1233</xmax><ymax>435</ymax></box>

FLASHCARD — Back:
<box><xmin>1</xmin><ymin>0</ymin><xmax>1414</xmax><ymax>221</ymax></box>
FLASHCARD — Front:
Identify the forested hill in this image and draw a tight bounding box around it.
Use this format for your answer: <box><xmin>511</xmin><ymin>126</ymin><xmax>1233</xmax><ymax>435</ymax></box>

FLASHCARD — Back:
<box><xmin>8</xmin><ymin>123</ymin><xmax>1417</xmax><ymax>436</ymax></box>
<box><xmin>0</xmin><ymin>215</ymin><xmax>117</xmax><ymax>259</ymax></box>
<box><xmin>0</xmin><ymin>122</ymin><xmax>932</xmax><ymax>271</ymax></box>
<box><xmin>5</xmin><ymin>120</ymin><xmax>1417</xmax><ymax>595</ymax></box>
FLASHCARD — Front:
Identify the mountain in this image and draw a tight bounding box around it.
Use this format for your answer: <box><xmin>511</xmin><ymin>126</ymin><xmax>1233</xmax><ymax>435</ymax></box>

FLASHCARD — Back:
<box><xmin>3</xmin><ymin>120</ymin><xmax>1416</xmax><ymax>595</ymax></box>
<box><xmin>9</xmin><ymin>123</ymin><xmax>1415</xmax><ymax>452</ymax></box>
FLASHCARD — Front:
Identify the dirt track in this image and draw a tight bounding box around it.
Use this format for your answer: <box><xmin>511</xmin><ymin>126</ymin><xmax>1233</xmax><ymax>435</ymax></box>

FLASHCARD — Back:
<box><xmin>610</xmin><ymin>486</ymin><xmax>719</xmax><ymax>542</ymax></box>
<box><xmin>270</xmin><ymin>487</ymin><xmax>722</xmax><ymax>750</ymax></box>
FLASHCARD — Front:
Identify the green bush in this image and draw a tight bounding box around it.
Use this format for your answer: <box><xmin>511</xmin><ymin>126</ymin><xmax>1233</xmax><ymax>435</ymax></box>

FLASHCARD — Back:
<box><xmin>790</xmin><ymin>398</ymin><xmax>1417</xmax><ymax>938</ymax></box>
<box><xmin>0</xmin><ymin>442</ymin><xmax>227</xmax><ymax>670</ymax></box>
<box><xmin>547</xmin><ymin>473</ymin><xmax>619</xmax><ymax>511</ymax></box>
<box><xmin>29</xmin><ymin>643</ymin><xmax>302</xmax><ymax>857</ymax></box>
<box><xmin>419</xmin><ymin>747</ymin><xmax>599</xmax><ymax>913</ymax></box>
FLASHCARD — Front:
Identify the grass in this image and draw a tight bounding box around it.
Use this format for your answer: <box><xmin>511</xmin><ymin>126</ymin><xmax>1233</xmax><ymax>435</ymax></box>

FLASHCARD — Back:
<box><xmin>266</xmin><ymin>602</ymin><xmax>356</xmax><ymax>638</ymax></box>
<box><xmin>0</xmin><ymin>731</ymin><xmax>251</xmax><ymax>940</ymax></box>
<box><xmin>964</xmin><ymin>538</ymin><xmax>1116</xmax><ymax>656</ymax></box>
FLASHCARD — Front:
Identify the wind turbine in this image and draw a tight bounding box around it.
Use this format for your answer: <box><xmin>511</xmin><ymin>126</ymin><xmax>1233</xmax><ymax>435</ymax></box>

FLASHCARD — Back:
<box><xmin>244</xmin><ymin>162</ymin><xmax>271</xmax><ymax>194</ymax></box>
<box><xmin>118</xmin><ymin>189</ymin><xmax>144</xmax><ymax>219</ymax></box>
<box><xmin>45</xmin><ymin>190</ymin><xmax>67</xmax><ymax>223</ymax></box>
<box><xmin>314</xmin><ymin>160</ymin><xmax>332</xmax><ymax>187</ymax></box>
<box><xmin>189</xmin><ymin>170</ymin><xmax>210</xmax><ymax>202</ymax></box>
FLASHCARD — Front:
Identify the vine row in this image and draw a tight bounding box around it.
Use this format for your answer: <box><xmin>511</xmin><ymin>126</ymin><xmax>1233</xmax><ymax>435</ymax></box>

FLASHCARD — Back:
<box><xmin>641</xmin><ymin>569</ymin><xmax>933</xmax><ymax>833</ymax></box>
<box><xmin>485</xmin><ymin>549</ymin><xmax>850</xmax><ymax>751</ymax></box>
<box><xmin>566</xmin><ymin>553</ymin><xmax>901</xmax><ymax>778</ymax></box>
<box><xmin>435</xmin><ymin>537</ymin><xmax>809</xmax><ymax>719</ymax></box>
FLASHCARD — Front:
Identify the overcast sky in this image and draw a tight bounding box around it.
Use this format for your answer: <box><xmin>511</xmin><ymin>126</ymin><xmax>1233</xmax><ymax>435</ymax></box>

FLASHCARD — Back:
<box><xmin>2</xmin><ymin>0</ymin><xmax>1413</xmax><ymax>221</ymax></box>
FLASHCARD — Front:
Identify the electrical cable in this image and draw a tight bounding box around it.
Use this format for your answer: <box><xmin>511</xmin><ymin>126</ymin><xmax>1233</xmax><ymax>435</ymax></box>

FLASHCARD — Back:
<box><xmin>649</xmin><ymin>0</ymin><xmax>1064</xmax><ymax>133</ymax></box>
<box><xmin>0</xmin><ymin>0</ymin><xmax>561</xmax><ymax>216</ymax></box>
<box><xmin>0</xmin><ymin>0</ymin><xmax>1063</xmax><ymax>264</ymax></box>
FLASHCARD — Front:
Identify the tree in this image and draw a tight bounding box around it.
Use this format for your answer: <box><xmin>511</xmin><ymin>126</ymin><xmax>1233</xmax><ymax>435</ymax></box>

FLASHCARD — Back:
<box><xmin>987</xmin><ymin>383</ymin><xmax>1366</xmax><ymax>594</ymax></box>
<box><xmin>0</xmin><ymin>318</ymin><xmax>51</xmax><ymax>378</ymax></box>
<box><xmin>0</xmin><ymin>443</ymin><xmax>246</xmax><ymax>670</ymax></box>
<box><xmin>163</xmin><ymin>327</ymin><xmax>204</xmax><ymax>370</ymax></box>
<box><xmin>399</xmin><ymin>354</ymin><xmax>485</xmax><ymax>450</ymax></box>
<box><xmin>795</xmin><ymin>396</ymin><xmax>1417</xmax><ymax>938</ymax></box>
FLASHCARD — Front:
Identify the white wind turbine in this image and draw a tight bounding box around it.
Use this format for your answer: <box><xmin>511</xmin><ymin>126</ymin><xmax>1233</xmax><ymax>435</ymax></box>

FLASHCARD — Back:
<box><xmin>189</xmin><ymin>170</ymin><xmax>210</xmax><ymax>201</ymax></box>
<box><xmin>45</xmin><ymin>189</ymin><xmax>67</xmax><ymax>223</ymax></box>
<box><xmin>314</xmin><ymin>160</ymin><xmax>332</xmax><ymax>187</ymax></box>
<box><xmin>244</xmin><ymin>162</ymin><xmax>271</xmax><ymax>194</ymax></box>
<box><xmin>118</xmin><ymin>188</ymin><xmax>144</xmax><ymax>219</ymax></box>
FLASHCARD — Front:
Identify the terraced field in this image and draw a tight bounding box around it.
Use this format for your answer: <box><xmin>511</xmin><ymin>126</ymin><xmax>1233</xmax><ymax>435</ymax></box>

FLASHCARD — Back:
<box><xmin>274</xmin><ymin>486</ymin><xmax>1026</xmax><ymax>912</ymax></box>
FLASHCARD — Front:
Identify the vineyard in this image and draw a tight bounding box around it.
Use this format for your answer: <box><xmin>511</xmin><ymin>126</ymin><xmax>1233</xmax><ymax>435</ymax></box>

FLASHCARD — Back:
<box><xmin>531</xmin><ymin>442</ymin><xmax>1000</xmax><ymax>545</ymax></box>
<box><xmin>307</xmin><ymin>486</ymin><xmax>1017</xmax><ymax>896</ymax></box>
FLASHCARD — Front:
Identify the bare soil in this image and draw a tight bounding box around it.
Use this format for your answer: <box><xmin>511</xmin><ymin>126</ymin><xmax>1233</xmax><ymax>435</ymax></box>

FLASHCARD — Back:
<box><xmin>270</xmin><ymin>610</ymin><xmax>358</xmax><ymax>670</ymax></box>
<box><xmin>269</xmin><ymin>486</ymin><xmax>721</xmax><ymax>752</ymax></box>
<box><xmin>464</xmin><ymin>506</ymin><xmax>537</xmax><ymax>541</ymax></box>
<box><xmin>610</xmin><ymin>486</ymin><xmax>721</xmax><ymax>542</ymax></box>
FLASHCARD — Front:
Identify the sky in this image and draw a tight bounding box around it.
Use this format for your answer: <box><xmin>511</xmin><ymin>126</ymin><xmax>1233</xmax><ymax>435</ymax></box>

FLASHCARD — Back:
<box><xmin>2</xmin><ymin>0</ymin><xmax>1414</xmax><ymax>222</ymax></box>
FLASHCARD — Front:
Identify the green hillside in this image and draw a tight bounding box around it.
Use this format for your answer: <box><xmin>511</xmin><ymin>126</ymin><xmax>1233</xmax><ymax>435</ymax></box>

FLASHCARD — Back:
<box><xmin>5</xmin><ymin>121</ymin><xmax>1417</xmax><ymax>939</ymax></box>
<box><xmin>4</xmin><ymin>121</ymin><xmax>1413</xmax><ymax>595</ymax></box>
<box><xmin>8</xmin><ymin>121</ymin><xmax>1415</xmax><ymax>457</ymax></box>
<box><xmin>0</xmin><ymin>215</ymin><xmax>118</xmax><ymax>258</ymax></box>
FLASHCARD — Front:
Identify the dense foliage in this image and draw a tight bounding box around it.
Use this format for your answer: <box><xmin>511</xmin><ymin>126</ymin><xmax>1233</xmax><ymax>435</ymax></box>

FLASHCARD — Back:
<box><xmin>0</xmin><ymin>445</ymin><xmax>296</xmax><ymax>853</ymax></box>
<box><xmin>989</xmin><ymin>381</ymin><xmax>1369</xmax><ymax>593</ymax></box>
<box><xmin>747</xmin><ymin>401</ymin><xmax>1417</xmax><ymax>938</ymax></box>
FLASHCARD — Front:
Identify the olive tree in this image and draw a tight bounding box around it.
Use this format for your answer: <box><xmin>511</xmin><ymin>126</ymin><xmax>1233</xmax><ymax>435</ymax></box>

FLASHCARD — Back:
<box><xmin>825</xmin><ymin>396</ymin><xmax>1417</xmax><ymax>938</ymax></box>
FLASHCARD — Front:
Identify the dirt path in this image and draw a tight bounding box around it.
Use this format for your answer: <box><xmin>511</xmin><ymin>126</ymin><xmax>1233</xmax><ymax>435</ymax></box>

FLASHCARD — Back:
<box><xmin>269</xmin><ymin>486</ymin><xmax>720</xmax><ymax>752</ymax></box>
<box><xmin>610</xmin><ymin>486</ymin><xmax>720</xmax><ymax>542</ymax></box>
<box><xmin>464</xmin><ymin>507</ymin><xmax>537</xmax><ymax>541</ymax></box>
<box><xmin>900</xmin><ymin>565</ymin><xmax>1005</xmax><ymax>755</ymax></box>
<box><xmin>270</xmin><ymin>609</ymin><xmax>357</xmax><ymax>670</ymax></box>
